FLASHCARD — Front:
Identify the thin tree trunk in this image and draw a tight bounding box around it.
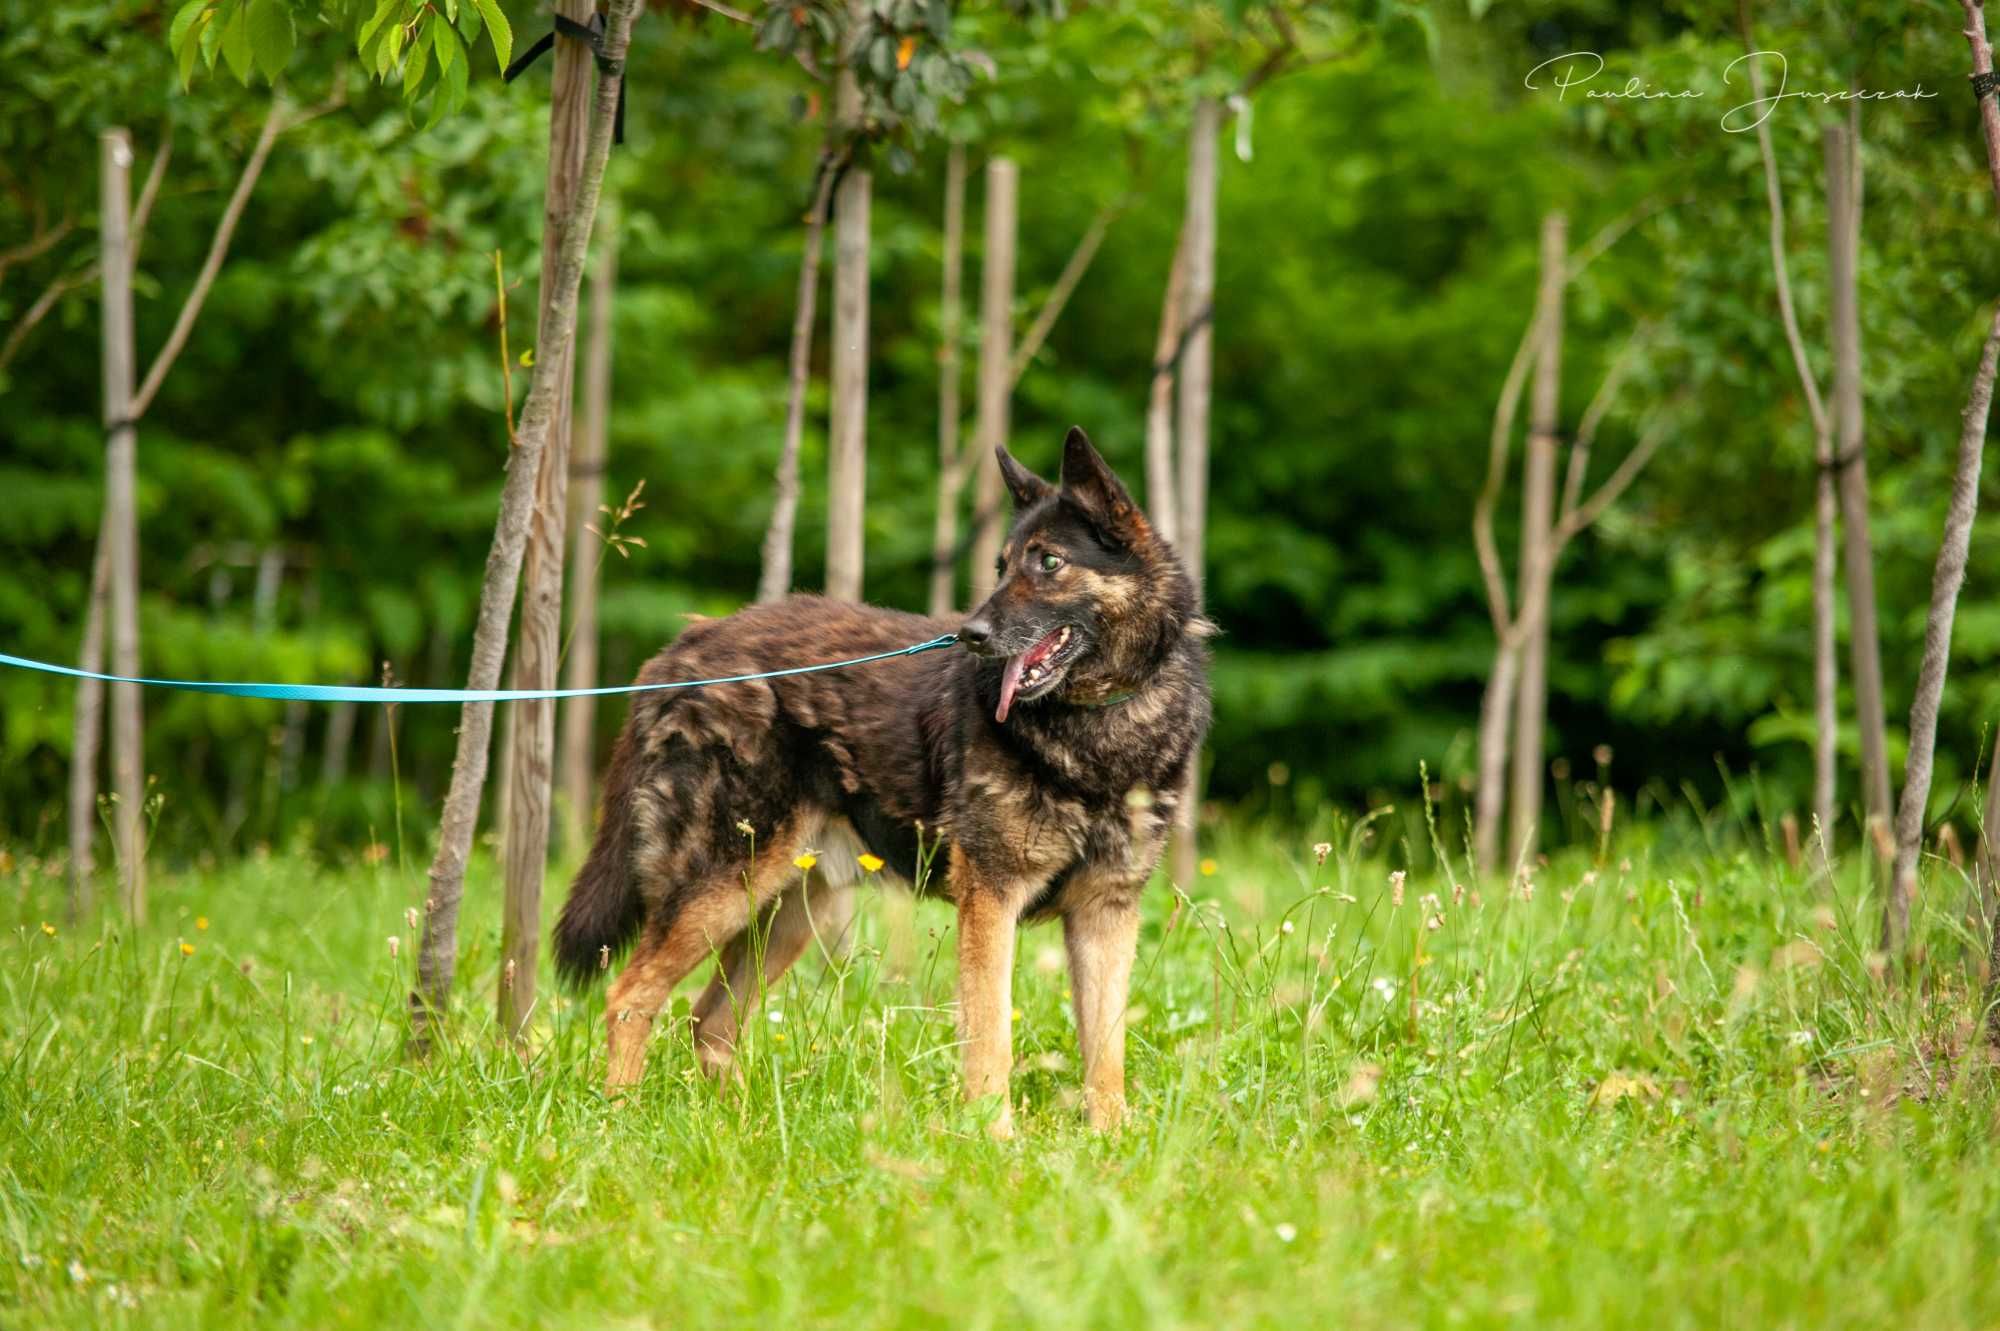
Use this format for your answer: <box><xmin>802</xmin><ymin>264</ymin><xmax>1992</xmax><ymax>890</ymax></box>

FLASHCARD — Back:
<box><xmin>409</xmin><ymin>0</ymin><xmax>640</xmax><ymax>1053</ymax></box>
<box><xmin>100</xmin><ymin>129</ymin><xmax>146</xmax><ymax>924</ymax></box>
<box><xmin>1145</xmin><ymin>227</ymin><xmax>1188</xmax><ymax>549</ymax></box>
<box><xmin>1507</xmin><ymin>211</ymin><xmax>1566</xmax><ymax>870</ymax></box>
<box><xmin>1826</xmin><ymin>120</ymin><xmax>1893</xmax><ymax>851</ymax></box>
<box><xmin>559</xmin><ymin>201</ymin><xmax>619</xmax><ymax>852</ymax></box>
<box><xmin>967</xmin><ymin>157</ymin><xmax>1018</xmax><ymax>606</ymax></box>
<box><xmin>1885</xmin><ymin>306</ymin><xmax>2000</xmax><ymax>958</ymax></box>
<box><xmin>1955</xmin><ymin>0</ymin><xmax>2000</xmax><ymax>1037</ymax></box>
<box><xmin>1741</xmin><ymin>11</ymin><xmax>1839</xmax><ymax>851</ymax></box>
<box><xmin>760</xmin><ymin>163</ymin><xmax>836</xmax><ymax>605</ymax></box>
<box><xmin>1471</xmin><ymin>296</ymin><xmax>1543</xmax><ymax>877</ymax></box>
<box><xmin>1170</xmin><ymin>99</ymin><xmax>1219</xmax><ymax>889</ymax></box>
<box><xmin>825</xmin><ymin>12</ymin><xmax>871</xmax><ymax>605</ymax></box>
<box><xmin>499</xmin><ymin>0</ymin><xmax>599</xmax><ymax>1042</ymax></box>
<box><xmin>66</xmin><ymin>531</ymin><xmax>110</xmax><ymax>920</ymax></box>
<box><xmin>927</xmin><ymin>143</ymin><xmax>968</xmax><ymax>617</ymax></box>
<box><xmin>321</xmin><ymin>698</ymin><xmax>357</xmax><ymax>787</ymax></box>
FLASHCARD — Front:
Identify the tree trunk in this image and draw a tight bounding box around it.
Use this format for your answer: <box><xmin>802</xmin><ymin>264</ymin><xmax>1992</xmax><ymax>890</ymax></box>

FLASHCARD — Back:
<box><xmin>66</xmin><ymin>530</ymin><xmax>110</xmax><ymax>920</ymax></box>
<box><xmin>559</xmin><ymin>201</ymin><xmax>620</xmax><ymax>852</ymax></box>
<box><xmin>1826</xmin><ymin>121</ymin><xmax>1893</xmax><ymax>851</ymax></box>
<box><xmin>927</xmin><ymin>143</ymin><xmax>968</xmax><ymax>617</ymax></box>
<box><xmin>498</xmin><ymin>0</ymin><xmax>599</xmax><ymax>1042</ymax></box>
<box><xmin>409</xmin><ymin>0</ymin><xmax>640</xmax><ymax>1053</ymax></box>
<box><xmin>1507</xmin><ymin>211</ymin><xmax>1566</xmax><ymax>870</ymax></box>
<box><xmin>1741</xmin><ymin>12</ymin><xmax>1839</xmax><ymax>858</ymax></box>
<box><xmin>321</xmin><ymin>698</ymin><xmax>357</xmax><ymax>787</ymax></box>
<box><xmin>825</xmin><ymin>18</ymin><xmax>870</xmax><ymax>605</ymax></box>
<box><xmin>1474</xmin><ymin>635</ymin><xmax>1520</xmax><ymax>874</ymax></box>
<box><xmin>100</xmin><ymin>129</ymin><xmax>146</xmax><ymax>924</ymax></box>
<box><xmin>1145</xmin><ymin>227</ymin><xmax>1188</xmax><ymax>548</ymax></box>
<box><xmin>967</xmin><ymin>156</ymin><xmax>1018</xmax><ymax>605</ymax></box>
<box><xmin>1811</xmin><ymin>457</ymin><xmax>1840</xmax><ymax>850</ymax></box>
<box><xmin>1884</xmin><ymin>306</ymin><xmax>2000</xmax><ymax>958</ymax></box>
<box><xmin>1170</xmin><ymin>99</ymin><xmax>1219</xmax><ymax>889</ymax></box>
<box><xmin>759</xmin><ymin>163</ymin><xmax>835</xmax><ymax>605</ymax></box>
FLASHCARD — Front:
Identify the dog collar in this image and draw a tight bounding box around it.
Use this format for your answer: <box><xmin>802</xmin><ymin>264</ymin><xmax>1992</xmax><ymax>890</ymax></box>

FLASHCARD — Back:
<box><xmin>1075</xmin><ymin>690</ymin><xmax>1137</xmax><ymax>709</ymax></box>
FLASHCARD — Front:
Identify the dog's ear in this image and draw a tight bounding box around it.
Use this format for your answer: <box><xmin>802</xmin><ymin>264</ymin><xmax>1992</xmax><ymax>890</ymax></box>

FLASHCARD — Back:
<box><xmin>995</xmin><ymin>445</ymin><xmax>1054</xmax><ymax>509</ymax></box>
<box><xmin>1058</xmin><ymin>427</ymin><xmax>1144</xmax><ymax>535</ymax></box>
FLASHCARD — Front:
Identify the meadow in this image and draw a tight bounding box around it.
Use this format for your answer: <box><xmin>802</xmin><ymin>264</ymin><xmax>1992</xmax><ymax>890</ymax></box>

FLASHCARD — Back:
<box><xmin>5</xmin><ymin>803</ymin><xmax>1999</xmax><ymax>1330</ymax></box>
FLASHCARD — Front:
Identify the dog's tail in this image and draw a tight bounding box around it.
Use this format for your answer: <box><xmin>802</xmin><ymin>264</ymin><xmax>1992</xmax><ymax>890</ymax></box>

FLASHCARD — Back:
<box><xmin>553</xmin><ymin>724</ymin><xmax>646</xmax><ymax>988</ymax></box>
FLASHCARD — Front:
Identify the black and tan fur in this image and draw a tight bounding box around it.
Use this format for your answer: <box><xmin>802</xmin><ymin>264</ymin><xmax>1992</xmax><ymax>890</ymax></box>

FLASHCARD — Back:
<box><xmin>554</xmin><ymin>427</ymin><xmax>1212</xmax><ymax>1132</ymax></box>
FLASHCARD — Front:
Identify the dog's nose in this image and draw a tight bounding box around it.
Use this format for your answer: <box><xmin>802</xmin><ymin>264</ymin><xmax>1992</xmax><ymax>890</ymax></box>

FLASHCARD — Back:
<box><xmin>957</xmin><ymin>617</ymin><xmax>993</xmax><ymax>651</ymax></box>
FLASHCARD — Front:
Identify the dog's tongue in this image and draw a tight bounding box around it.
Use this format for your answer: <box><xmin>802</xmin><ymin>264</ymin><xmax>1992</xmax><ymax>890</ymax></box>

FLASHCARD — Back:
<box><xmin>996</xmin><ymin>655</ymin><xmax>1026</xmax><ymax>723</ymax></box>
<box><xmin>994</xmin><ymin>628</ymin><xmax>1063</xmax><ymax>723</ymax></box>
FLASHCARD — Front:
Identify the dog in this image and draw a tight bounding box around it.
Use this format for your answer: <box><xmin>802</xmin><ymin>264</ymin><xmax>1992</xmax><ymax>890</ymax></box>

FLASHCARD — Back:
<box><xmin>553</xmin><ymin>427</ymin><xmax>1212</xmax><ymax>1134</ymax></box>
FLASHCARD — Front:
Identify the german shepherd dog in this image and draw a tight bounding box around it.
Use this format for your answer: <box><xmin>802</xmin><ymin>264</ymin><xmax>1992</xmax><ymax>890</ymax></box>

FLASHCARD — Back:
<box><xmin>554</xmin><ymin>428</ymin><xmax>1211</xmax><ymax>1133</ymax></box>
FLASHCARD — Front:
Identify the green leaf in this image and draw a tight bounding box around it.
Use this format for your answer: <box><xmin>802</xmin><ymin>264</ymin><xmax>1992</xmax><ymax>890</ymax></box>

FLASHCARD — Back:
<box><xmin>356</xmin><ymin>0</ymin><xmax>398</xmax><ymax>56</ymax></box>
<box><xmin>219</xmin><ymin>2</ymin><xmax>254</xmax><ymax>82</ymax></box>
<box><xmin>471</xmin><ymin>0</ymin><xmax>511</xmax><ymax>71</ymax></box>
<box><xmin>433</xmin><ymin>20</ymin><xmax>459</xmax><ymax>81</ymax></box>
<box><xmin>169</xmin><ymin>1</ymin><xmax>209</xmax><ymax>57</ymax></box>
<box><xmin>198</xmin><ymin>0</ymin><xmax>232</xmax><ymax>71</ymax></box>
<box><xmin>427</xmin><ymin>35</ymin><xmax>469</xmax><ymax>128</ymax></box>
<box><xmin>174</xmin><ymin>5</ymin><xmax>212</xmax><ymax>86</ymax></box>
<box><xmin>247</xmin><ymin>0</ymin><xmax>295</xmax><ymax>81</ymax></box>
<box><xmin>403</xmin><ymin>17</ymin><xmax>434</xmax><ymax>99</ymax></box>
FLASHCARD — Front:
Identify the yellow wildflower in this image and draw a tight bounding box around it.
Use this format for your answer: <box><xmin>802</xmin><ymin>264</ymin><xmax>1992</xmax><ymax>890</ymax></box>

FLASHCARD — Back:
<box><xmin>40</xmin><ymin>922</ymin><xmax>56</xmax><ymax>937</ymax></box>
<box><xmin>179</xmin><ymin>941</ymin><xmax>195</xmax><ymax>957</ymax></box>
<box><xmin>793</xmin><ymin>851</ymin><xmax>818</xmax><ymax>871</ymax></box>
<box><xmin>1199</xmin><ymin>858</ymin><xmax>1218</xmax><ymax>877</ymax></box>
<box><xmin>195</xmin><ymin>916</ymin><xmax>209</xmax><ymax>931</ymax></box>
<box><xmin>858</xmin><ymin>853</ymin><xmax>885</xmax><ymax>873</ymax></box>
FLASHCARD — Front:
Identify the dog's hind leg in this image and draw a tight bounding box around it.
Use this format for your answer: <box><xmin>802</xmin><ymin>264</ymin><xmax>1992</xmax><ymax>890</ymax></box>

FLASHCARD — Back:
<box><xmin>689</xmin><ymin>869</ymin><xmax>853</xmax><ymax>1079</ymax></box>
<box><xmin>604</xmin><ymin>820</ymin><xmax>819</xmax><ymax>1096</ymax></box>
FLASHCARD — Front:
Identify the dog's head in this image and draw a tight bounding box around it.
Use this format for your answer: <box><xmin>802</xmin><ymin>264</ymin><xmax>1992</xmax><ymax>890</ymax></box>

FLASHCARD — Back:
<box><xmin>959</xmin><ymin>427</ymin><xmax>1207</xmax><ymax>722</ymax></box>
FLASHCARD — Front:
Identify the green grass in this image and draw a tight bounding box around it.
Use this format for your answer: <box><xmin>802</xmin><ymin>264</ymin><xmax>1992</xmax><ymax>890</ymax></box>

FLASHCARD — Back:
<box><xmin>4</xmin><ymin>813</ymin><xmax>1999</xmax><ymax>1329</ymax></box>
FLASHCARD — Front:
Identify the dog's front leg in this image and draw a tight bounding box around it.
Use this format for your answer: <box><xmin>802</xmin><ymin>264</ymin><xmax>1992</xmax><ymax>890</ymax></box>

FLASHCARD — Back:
<box><xmin>1064</xmin><ymin>895</ymin><xmax>1140</xmax><ymax>1131</ymax></box>
<box><xmin>951</xmin><ymin>845</ymin><xmax>1027</xmax><ymax>1139</ymax></box>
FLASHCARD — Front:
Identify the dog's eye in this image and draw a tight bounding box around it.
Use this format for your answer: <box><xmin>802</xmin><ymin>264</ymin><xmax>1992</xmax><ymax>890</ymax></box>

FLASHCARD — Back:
<box><xmin>1039</xmin><ymin>553</ymin><xmax>1064</xmax><ymax>573</ymax></box>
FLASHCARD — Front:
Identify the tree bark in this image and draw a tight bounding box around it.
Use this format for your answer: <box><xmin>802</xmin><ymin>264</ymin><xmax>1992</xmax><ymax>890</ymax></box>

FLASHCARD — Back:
<box><xmin>1145</xmin><ymin>227</ymin><xmax>1188</xmax><ymax>549</ymax></box>
<box><xmin>1507</xmin><ymin>211</ymin><xmax>1566</xmax><ymax>870</ymax></box>
<box><xmin>1884</xmin><ymin>306</ymin><xmax>2000</xmax><ymax>958</ymax></box>
<box><xmin>99</xmin><ymin>129</ymin><xmax>146</xmax><ymax>924</ymax></box>
<box><xmin>1170</xmin><ymin>99</ymin><xmax>1219</xmax><ymax>889</ymax></box>
<box><xmin>498</xmin><ymin>0</ymin><xmax>599</xmax><ymax>1042</ymax></box>
<box><xmin>66</xmin><ymin>529</ymin><xmax>110</xmax><ymax>919</ymax></box>
<box><xmin>759</xmin><ymin>162</ymin><xmax>835</xmax><ymax>605</ymax></box>
<box><xmin>927</xmin><ymin>143</ymin><xmax>969</xmax><ymax>617</ymax></box>
<box><xmin>1741</xmin><ymin>14</ymin><xmax>1839</xmax><ymax>850</ymax></box>
<box><xmin>559</xmin><ymin>198</ymin><xmax>620</xmax><ymax>852</ymax></box>
<box><xmin>409</xmin><ymin>0</ymin><xmax>641</xmax><ymax>1053</ymax></box>
<box><xmin>825</xmin><ymin>15</ymin><xmax>871</xmax><ymax>605</ymax></box>
<box><xmin>967</xmin><ymin>157</ymin><xmax>1018</xmax><ymax>605</ymax></box>
<box><xmin>1826</xmin><ymin>120</ymin><xmax>1893</xmax><ymax>850</ymax></box>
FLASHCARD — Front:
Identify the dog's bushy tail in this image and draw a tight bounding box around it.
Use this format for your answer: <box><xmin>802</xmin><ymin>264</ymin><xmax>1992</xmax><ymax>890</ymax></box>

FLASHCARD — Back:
<box><xmin>553</xmin><ymin>725</ymin><xmax>645</xmax><ymax>988</ymax></box>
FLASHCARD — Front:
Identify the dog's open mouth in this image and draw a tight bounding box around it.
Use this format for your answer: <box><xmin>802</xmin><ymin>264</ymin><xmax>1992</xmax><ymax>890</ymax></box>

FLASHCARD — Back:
<box><xmin>996</xmin><ymin>625</ymin><xmax>1078</xmax><ymax>722</ymax></box>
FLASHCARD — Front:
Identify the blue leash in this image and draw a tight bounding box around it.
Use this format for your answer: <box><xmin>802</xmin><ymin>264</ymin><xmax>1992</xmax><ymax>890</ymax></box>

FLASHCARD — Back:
<box><xmin>0</xmin><ymin>634</ymin><xmax>961</xmax><ymax>705</ymax></box>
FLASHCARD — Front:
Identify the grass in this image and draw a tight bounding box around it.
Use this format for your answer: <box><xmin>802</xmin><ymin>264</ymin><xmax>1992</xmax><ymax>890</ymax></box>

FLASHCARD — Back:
<box><xmin>4</xmin><ymin>808</ymin><xmax>1999</xmax><ymax>1329</ymax></box>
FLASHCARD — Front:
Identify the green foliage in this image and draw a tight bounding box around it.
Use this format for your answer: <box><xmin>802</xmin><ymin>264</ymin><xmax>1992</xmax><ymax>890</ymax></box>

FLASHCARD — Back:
<box><xmin>170</xmin><ymin>0</ymin><xmax>511</xmax><ymax>124</ymax></box>
<box><xmin>5</xmin><ymin>826</ymin><xmax>2000</xmax><ymax>1326</ymax></box>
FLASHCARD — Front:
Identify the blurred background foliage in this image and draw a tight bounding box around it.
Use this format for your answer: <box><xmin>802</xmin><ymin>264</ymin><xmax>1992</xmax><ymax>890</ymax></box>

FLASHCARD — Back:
<box><xmin>3</xmin><ymin>0</ymin><xmax>1998</xmax><ymax>864</ymax></box>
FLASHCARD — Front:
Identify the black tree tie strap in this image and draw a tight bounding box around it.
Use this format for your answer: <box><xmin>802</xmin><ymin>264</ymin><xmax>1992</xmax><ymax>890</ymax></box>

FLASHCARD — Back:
<box><xmin>504</xmin><ymin>11</ymin><xmax>627</xmax><ymax>145</ymax></box>
<box><xmin>1973</xmin><ymin>70</ymin><xmax>2000</xmax><ymax>104</ymax></box>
